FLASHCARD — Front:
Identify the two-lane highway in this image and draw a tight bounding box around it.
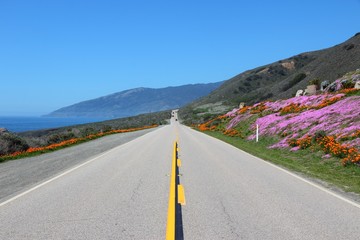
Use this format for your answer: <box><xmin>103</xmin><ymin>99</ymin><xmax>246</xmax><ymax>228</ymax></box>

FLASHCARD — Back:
<box><xmin>1</xmin><ymin>121</ymin><xmax>360</xmax><ymax>239</ymax></box>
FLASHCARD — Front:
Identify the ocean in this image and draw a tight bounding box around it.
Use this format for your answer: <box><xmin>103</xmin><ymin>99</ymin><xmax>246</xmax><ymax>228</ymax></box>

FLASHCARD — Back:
<box><xmin>0</xmin><ymin>116</ymin><xmax>109</xmax><ymax>133</ymax></box>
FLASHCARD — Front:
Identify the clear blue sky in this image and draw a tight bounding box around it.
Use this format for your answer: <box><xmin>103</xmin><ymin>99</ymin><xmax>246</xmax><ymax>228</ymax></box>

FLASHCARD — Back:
<box><xmin>1</xmin><ymin>0</ymin><xmax>359</xmax><ymax>116</ymax></box>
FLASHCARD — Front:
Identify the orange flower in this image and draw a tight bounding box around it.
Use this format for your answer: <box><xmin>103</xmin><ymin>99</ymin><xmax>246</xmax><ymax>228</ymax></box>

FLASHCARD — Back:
<box><xmin>0</xmin><ymin>125</ymin><xmax>159</xmax><ymax>160</ymax></box>
<box><xmin>223</xmin><ymin>129</ymin><xmax>242</xmax><ymax>137</ymax></box>
<box><xmin>339</xmin><ymin>88</ymin><xmax>360</xmax><ymax>94</ymax></box>
<box><xmin>312</xmin><ymin>95</ymin><xmax>344</xmax><ymax>110</ymax></box>
<box><xmin>280</xmin><ymin>103</ymin><xmax>307</xmax><ymax>115</ymax></box>
<box><xmin>197</xmin><ymin>115</ymin><xmax>225</xmax><ymax>131</ymax></box>
<box><xmin>238</xmin><ymin>106</ymin><xmax>250</xmax><ymax>114</ymax></box>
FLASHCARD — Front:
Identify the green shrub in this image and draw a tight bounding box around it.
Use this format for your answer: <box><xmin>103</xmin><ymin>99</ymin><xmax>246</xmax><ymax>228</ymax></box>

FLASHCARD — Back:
<box><xmin>80</xmin><ymin>127</ymin><xmax>97</xmax><ymax>137</ymax></box>
<box><xmin>314</xmin><ymin>130</ymin><xmax>327</xmax><ymax>141</ymax></box>
<box><xmin>47</xmin><ymin>132</ymin><xmax>76</xmax><ymax>144</ymax></box>
<box><xmin>0</xmin><ymin>133</ymin><xmax>29</xmax><ymax>155</ymax></box>
<box><xmin>342</xmin><ymin>80</ymin><xmax>355</xmax><ymax>89</ymax></box>
<box><xmin>282</xmin><ymin>73</ymin><xmax>307</xmax><ymax>91</ymax></box>
<box><xmin>308</xmin><ymin>78</ymin><xmax>320</xmax><ymax>86</ymax></box>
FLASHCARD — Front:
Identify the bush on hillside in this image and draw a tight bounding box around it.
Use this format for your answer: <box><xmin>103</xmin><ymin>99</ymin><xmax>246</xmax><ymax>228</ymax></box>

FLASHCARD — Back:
<box><xmin>343</xmin><ymin>44</ymin><xmax>355</xmax><ymax>51</ymax></box>
<box><xmin>0</xmin><ymin>133</ymin><xmax>29</xmax><ymax>155</ymax></box>
<box><xmin>281</xmin><ymin>73</ymin><xmax>307</xmax><ymax>91</ymax></box>
<box><xmin>47</xmin><ymin>132</ymin><xmax>76</xmax><ymax>144</ymax></box>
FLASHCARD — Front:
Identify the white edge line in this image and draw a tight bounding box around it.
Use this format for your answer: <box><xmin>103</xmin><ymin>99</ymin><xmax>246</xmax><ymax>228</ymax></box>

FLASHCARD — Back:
<box><xmin>0</xmin><ymin>148</ymin><xmax>114</xmax><ymax>207</ymax></box>
<box><xmin>236</xmin><ymin>145</ymin><xmax>360</xmax><ymax>209</ymax></box>
<box><xmin>0</xmin><ymin>128</ymin><xmax>160</xmax><ymax>208</ymax></box>
<box><xmin>194</xmin><ymin>128</ymin><xmax>360</xmax><ymax>210</ymax></box>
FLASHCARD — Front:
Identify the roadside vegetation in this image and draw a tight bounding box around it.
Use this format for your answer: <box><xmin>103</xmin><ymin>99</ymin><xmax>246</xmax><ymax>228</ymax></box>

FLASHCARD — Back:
<box><xmin>204</xmin><ymin>131</ymin><xmax>360</xmax><ymax>194</ymax></box>
<box><xmin>180</xmin><ymin>33</ymin><xmax>360</xmax><ymax>125</ymax></box>
<box><xmin>0</xmin><ymin>110</ymin><xmax>170</xmax><ymax>163</ymax></box>
<box><xmin>0</xmin><ymin>125</ymin><xmax>158</xmax><ymax>163</ymax></box>
<box><xmin>193</xmin><ymin>70</ymin><xmax>360</xmax><ymax>194</ymax></box>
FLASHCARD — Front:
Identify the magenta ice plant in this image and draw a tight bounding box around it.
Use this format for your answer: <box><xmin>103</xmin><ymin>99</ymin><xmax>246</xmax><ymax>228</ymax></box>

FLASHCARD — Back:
<box><xmin>224</xmin><ymin>94</ymin><xmax>360</xmax><ymax>151</ymax></box>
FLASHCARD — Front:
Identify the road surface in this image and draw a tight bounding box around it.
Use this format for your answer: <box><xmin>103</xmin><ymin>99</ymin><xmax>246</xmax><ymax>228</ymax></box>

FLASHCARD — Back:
<box><xmin>0</xmin><ymin>128</ymin><xmax>157</xmax><ymax>203</ymax></box>
<box><xmin>0</xmin><ymin>119</ymin><xmax>360</xmax><ymax>239</ymax></box>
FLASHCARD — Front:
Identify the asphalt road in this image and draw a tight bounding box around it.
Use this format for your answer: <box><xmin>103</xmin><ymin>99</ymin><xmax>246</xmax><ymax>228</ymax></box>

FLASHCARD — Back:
<box><xmin>178</xmin><ymin>125</ymin><xmax>360</xmax><ymax>239</ymax></box>
<box><xmin>0</xmin><ymin>128</ymin><xmax>157</xmax><ymax>202</ymax></box>
<box><xmin>1</xmin><ymin>121</ymin><xmax>360</xmax><ymax>239</ymax></box>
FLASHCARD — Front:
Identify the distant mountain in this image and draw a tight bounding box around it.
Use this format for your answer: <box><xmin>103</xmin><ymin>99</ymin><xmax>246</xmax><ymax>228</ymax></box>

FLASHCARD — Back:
<box><xmin>180</xmin><ymin>33</ymin><xmax>360</xmax><ymax>123</ymax></box>
<box><xmin>46</xmin><ymin>82</ymin><xmax>223</xmax><ymax>118</ymax></box>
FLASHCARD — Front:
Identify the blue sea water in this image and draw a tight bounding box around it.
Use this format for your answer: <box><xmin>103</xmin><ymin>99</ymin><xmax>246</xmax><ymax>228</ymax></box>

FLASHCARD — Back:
<box><xmin>0</xmin><ymin>116</ymin><xmax>109</xmax><ymax>133</ymax></box>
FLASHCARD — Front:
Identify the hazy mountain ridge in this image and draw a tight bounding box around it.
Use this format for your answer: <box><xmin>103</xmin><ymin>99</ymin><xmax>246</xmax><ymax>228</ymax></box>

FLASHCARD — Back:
<box><xmin>46</xmin><ymin>82</ymin><xmax>223</xmax><ymax>118</ymax></box>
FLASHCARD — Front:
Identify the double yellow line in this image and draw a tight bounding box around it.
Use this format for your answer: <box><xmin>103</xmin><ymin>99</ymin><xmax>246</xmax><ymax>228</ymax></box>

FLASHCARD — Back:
<box><xmin>166</xmin><ymin>141</ymin><xmax>185</xmax><ymax>240</ymax></box>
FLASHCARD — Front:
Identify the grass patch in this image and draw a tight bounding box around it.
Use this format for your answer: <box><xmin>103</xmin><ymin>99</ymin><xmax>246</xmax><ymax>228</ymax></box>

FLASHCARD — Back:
<box><xmin>234</xmin><ymin>114</ymin><xmax>258</xmax><ymax>137</ymax></box>
<box><xmin>204</xmin><ymin>131</ymin><xmax>360</xmax><ymax>195</ymax></box>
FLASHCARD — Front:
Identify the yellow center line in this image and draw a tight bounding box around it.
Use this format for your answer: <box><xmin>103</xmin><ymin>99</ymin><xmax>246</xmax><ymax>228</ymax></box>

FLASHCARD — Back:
<box><xmin>177</xmin><ymin>185</ymin><xmax>186</xmax><ymax>205</ymax></box>
<box><xmin>166</xmin><ymin>141</ymin><xmax>186</xmax><ymax>240</ymax></box>
<box><xmin>166</xmin><ymin>142</ymin><xmax>177</xmax><ymax>240</ymax></box>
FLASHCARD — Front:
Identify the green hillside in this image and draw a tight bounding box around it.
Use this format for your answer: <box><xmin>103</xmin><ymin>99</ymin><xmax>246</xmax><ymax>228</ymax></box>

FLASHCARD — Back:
<box><xmin>180</xmin><ymin>33</ymin><xmax>360</xmax><ymax>124</ymax></box>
